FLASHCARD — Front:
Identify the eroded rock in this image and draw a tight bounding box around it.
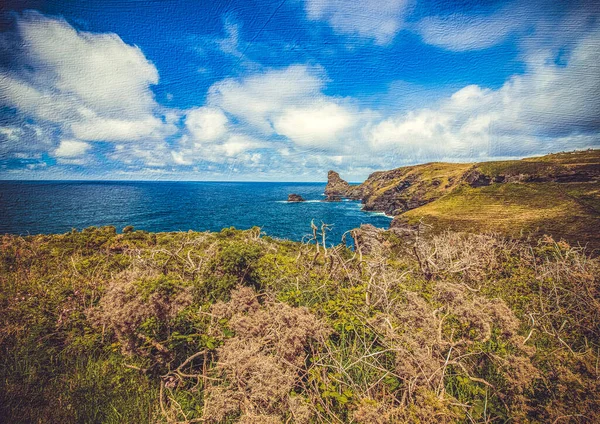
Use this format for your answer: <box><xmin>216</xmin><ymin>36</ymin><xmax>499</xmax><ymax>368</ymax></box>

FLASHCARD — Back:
<box><xmin>324</xmin><ymin>170</ymin><xmax>350</xmax><ymax>197</ymax></box>
<box><xmin>287</xmin><ymin>194</ymin><xmax>305</xmax><ymax>202</ymax></box>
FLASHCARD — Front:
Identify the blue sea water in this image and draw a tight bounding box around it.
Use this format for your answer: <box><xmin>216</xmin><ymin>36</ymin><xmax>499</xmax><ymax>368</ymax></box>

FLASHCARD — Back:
<box><xmin>0</xmin><ymin>181</ymin><xmax>391</xmax><ymax>244</ymax></box>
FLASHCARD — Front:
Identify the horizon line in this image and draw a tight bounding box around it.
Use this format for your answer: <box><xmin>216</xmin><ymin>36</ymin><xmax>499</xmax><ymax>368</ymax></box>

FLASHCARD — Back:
<box><xmin>0</xmin><ymin>179</ymin><xmax>366</xmax><ymax>184</ymax></box>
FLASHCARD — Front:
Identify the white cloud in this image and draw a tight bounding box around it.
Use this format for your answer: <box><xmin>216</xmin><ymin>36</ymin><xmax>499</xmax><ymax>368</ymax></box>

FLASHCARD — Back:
<box><xmin>305</xmin><ymin>0</ymin><xmax>412</xmax><ymax>45</ymax></box>
<box><xmin>0</xmin><ymin>122</ymin><xmax>56</xmax><ymax>159</ymax></box>
<box><xmin>216</xmin><ymin>18</ymin><xmax>245</xmax><ymax>59</ymax></box>
<box><xmin>71</xmin><ymin>116</ymin><xmax>167</xmax><ymax>142</ymax></box>
<box><xmin>0</xmin><ymin>12</ymin><xmax>168</xmax><ymax>143</ymax></box>
<box><xmin>171</xmin><ymin>151</ymin><xmax>194</xmax><ymax>166</ymax></box>
<box><xmin>206</xmin><ymin>64</ymin><xmax>368</xmax><ymax>151</ymax></box>
<box><xmin>273</xmin><ymin>101</ymin><xmax>353</xmax><ymax>147</ymax></box>
<box><xmin>221</xmin><ymin>134</ymin><xmax>265</xmax><ymax>157</ymax></box>
<box><xmin>416</xmin><ymin>5</ymin><xmax>528</xmax><ymax>52</ymax></box>
<box><xmin>185</xmin><ymin>107</ymin><xmax>229</xmax><ymax>142</ymax></box>
<box><xmin>54</xmin><ymin>139</ymin><xmax>91</xmax><ymax>158</ymax></box>
<box><xmin>108</xmin><ymin>140</ymin><xmax>172</xmax><ymax>168</ymax></box>
<box><xmin>414</xmin><ymin>1</ymin><xmax>599</xmax><ymax>53</ymax></box>
<box><xmin>208</xmin><ymin>64</ymin><xmax>325</xmax><ymax>133</ymax></box>
<box><xmin>0</xmin><ymin>127</ymin><xmax>22</xmax><ymax>143</ymax></box>
<box><xmin>55</xmin><ymin>158</ymin><xmax>87</xmax><ymax>166</ymax></box>
<box><xmin>369</xmin><ymin>28</ymin><xmax>600</xmax><ymax>158</ymax></box>
<box><xmin>170</xmin><ymin>132</ymin><xmax>267</xmax><ymax>166</ymax></box>
<box><xmin>189</xmin><ymin>16</ymin><xmax>260</xmax><ymax>72</ymax></box>
<box><xmin>17</xmin><ymin>12</ymin><xmax>157</xmax><ymax>118</ymax></box>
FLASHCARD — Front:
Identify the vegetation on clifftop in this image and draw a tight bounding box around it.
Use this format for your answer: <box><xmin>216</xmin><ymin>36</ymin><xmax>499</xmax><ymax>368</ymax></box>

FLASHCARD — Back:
<box><xmin>1</xmin><ymin>225</ymin><xmax>599</xmax><ymax>423</ymax></box>
<box><xmin>326</xmin><ymin>150</ymin><xmax>600</xmax><ymax>250</ymax></box>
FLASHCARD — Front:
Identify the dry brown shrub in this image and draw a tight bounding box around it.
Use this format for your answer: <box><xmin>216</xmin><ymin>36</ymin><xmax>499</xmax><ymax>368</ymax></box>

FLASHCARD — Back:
<box><xmin>540</xmin><ymin>349</ymin><xmax>600</xmax><ymax>422</ymax></box>
<box><xmin>353</xmin><ymin>398</ymin><xmax>394</xmax><ymax>424</ymax></box>
<box><xmin>287</xmin><ymin>396</ymin><xmax>312</xmax><ymax>424</ymax></box>
<box><xmin>369</xmin><ymin>280</ymin><xmax>536</xmax><ymax>417</ymax></box>
<box><xmin>400</xmin><ymin>231</ymin><xmax>600</xmax><ymax>420</ymax></box>
<box><xmin>202</xmin><ymin>386</ymin><xmax>242</xmax><ymax>423</ymax></box>
<box><xmin>88</xmin><ymin>269</ymin><xmax>192</xmax><ymax>356</ymax></box>
<box><xmin>414</xmin><ymin>231</ymin><xmax>515</xmax><ymax>284</ymax></box>
<box><xmin>203</xmin><ymin>286</ymin><xmax>330</xmax><ymax>423</ymax></box>
<box><xmin>533</xmin><ymin>239</ymin><xmax>600</xmax><ymax>350</ymax></box>
<box><xmin>211</xmin><ymin>285</ymin><xmax>260</xmax><ymax>319</ymax></box>
<box><xmin>237</xmin><ymin>414</ymin><xmax>282</xmax><ymax>424</ymax></box>
<box><xmin>401</xmin><ymin>388</ymin><xmax>463</xmax><ymax>424</ymax></box>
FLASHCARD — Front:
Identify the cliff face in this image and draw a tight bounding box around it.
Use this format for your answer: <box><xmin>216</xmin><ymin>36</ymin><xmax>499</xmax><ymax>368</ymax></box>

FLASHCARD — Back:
<box><xmin>324</xmin><ymin>171</ymin><xmax>351</xmax><ymax>199</ymax></box>
<box><xmin>326</xmin><ymin>151</ymin><xmax>600</xmax><ymax>216</ymax></box>
<box><xmin>325</xmin><ymin>162</ymin><xmax>471</xmax><ymax>215</ymax></box>
<box><xmin>357</xmin><ymin>163</ymin><xmax>471</xmax><ymax>215</ymax></box>
<box><xmin>325</xmin><ymin>150</ymin><xmax>600</xmax><ymax>248</ymax></box>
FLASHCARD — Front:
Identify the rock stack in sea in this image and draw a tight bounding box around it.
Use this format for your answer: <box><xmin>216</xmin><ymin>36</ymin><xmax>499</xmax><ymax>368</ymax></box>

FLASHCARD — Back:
<box><xmin>287</xmin><ymin>194</ymin><xmax>305</xmax><ymax>202</ymax></box>
<box><xmin>324</xmin><ymin>170</ymin><xmax>350</xmax><ymax>201</ymax></box>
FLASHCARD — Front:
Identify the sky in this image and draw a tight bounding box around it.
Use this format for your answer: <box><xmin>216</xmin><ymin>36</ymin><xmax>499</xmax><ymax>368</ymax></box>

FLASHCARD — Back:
<box><xmin>0</xmin><ymin>0</ymin><xmax>599</xmax><ymax>181</ymax></box>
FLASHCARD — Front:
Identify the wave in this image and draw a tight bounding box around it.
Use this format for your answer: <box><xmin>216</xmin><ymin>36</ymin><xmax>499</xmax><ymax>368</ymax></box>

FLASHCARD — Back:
<box><xmin>361</xmin><ymin>209</ymin><xmax>394</xmax><ymax>219</ymax></box>
<box><xmin>275</xmin><ymin>199</ymin><xmax>324</xmax><ymax>203</ymax></box>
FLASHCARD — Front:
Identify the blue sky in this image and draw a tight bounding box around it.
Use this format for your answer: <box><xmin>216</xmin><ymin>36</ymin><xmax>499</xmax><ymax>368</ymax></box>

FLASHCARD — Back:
<box><xmin>1</xmin><ymin>0</ymin><xmax>598</xmax><ymax>181</ymax></box>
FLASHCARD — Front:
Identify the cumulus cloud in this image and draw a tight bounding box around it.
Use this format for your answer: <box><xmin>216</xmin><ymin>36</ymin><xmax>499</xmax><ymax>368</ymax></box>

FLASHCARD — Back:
<box><xmin>221</xmin><ymin>134</ymin><xmax>265</xmax><ymax>157</ymax></box>
<box><xmin>172</xmin><ymin>131</ymin><xmax>268</xmax><ymax>165</ymax></box>
<box><xmin>272</xmin><ymin>101</ymin><xmax>353</xmax><ymax>147</ymax></box>
<box><xmin>208</xmin><ymin>64</ymin><xmax>325</xmax><ymax>133</ymax></box>
<box><xmin>305</xmin><ymin>0</ymin><xmax>412</xmax><ymax>45</ymax></box>
<box><xmin>369</xmin><ymin>28</ymin><xmax>600</xmax><ymax>159</ymax></box>
<box><xmin>54</xmin><ymin>139</ymin><xmax>92</xmax><ymax>158</ymax></box>
<box><xmin>206</xmin><ymin>64</ymin><xmax>370</xmax><ymax>151</ymax></box>
<box><xmin>185</xmin><ymin>107</ymin><xmax>229</xmax><ymax>142</ymax></box>
<box><xmin>0</xmin><ymin>11</ymin><xmax>170</xmax><ymax>144</ymax></box>
<box><xmin>415</xmin><ymin>3</ymin><xmax>529</xmax><ymax>52</ymax></box>
<box><xmin>166</xmin><ymin>103</ymin><xmax>268</xmax><ymax>168</ymax></box>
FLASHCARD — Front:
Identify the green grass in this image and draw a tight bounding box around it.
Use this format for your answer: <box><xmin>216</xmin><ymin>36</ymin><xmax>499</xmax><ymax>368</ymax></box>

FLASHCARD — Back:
<box><xmin>402</xmin><ymin>182</ymin><xmax>600</xmax><ymax>250</ymax></box>
<box><xmin>476</xmin><ymin>159</ymin><xmax>566</xmax><ymax>177</ymax></box>
<box><xmin>2</xmin><ymin>149</ymin><xmax>600</xmax><ymax>422</ymax></box>
<box><xmin>1</xmin><ymin>226</ymin><xmax>599</xmax><ymax>422</ymax></box>
<box><xmin>345</xmin><ymin>150</ymin><xmax>600</xmax><ymax>249</ymax></box>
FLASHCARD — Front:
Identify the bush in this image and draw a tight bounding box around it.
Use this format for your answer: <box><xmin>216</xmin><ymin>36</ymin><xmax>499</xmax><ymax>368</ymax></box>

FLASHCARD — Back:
<box><xmin>0</xmin><ymin>227</ymin><xmax>598</xmax><ymax>423</ymax></box>
<box><xmin>202</xmin><ymin>241</ymin><xmax>264</xmax><ymax>300</ymax></box>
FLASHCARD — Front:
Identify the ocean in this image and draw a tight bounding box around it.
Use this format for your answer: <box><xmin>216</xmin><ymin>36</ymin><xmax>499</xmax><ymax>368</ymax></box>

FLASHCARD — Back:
<box><xmin>0</xmin><ymin>181</ymin><xmax>392</xmax><ymax>243</ymax></box>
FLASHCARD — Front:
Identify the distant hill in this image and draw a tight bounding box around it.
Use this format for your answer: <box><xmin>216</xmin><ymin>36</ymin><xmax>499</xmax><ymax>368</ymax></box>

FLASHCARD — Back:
<box><xmin>326</xmin><ymin>149</ymin><xmax>600</xmax><ymax>250</ymax></box>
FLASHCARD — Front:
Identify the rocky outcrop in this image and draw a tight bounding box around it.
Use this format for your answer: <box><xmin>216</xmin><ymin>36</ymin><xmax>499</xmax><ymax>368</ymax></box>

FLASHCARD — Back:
<box><xmin>324</xmin><ymin>171</ymin><xmax>350</xmax><ymax>197</ymax></box>
<box><xmin>287</xmin><ymin>194</ymin><xmax>305</xmax><ymax>202</ymax></box>
<box><xmin>337</xmin><ymin>164</ymin><xmax>465</xmax><ymax>217</ymax></box>
<box><xmin>464</xmin><ymin>169</ymin><xmax>492</xmax><ymax>187</ymax></box>
<box><xmin>465</xmin><ymin>156</ymin><xmax>600</xmax><ymax>188</ymax></box>
<box><xmin>350</xmin><ymin>224</ymin><xmax>386</xmax><ymax>256</ymax></box>
<box><xmin>351</xmin><ymin>224</ymin><xmax>418</xmax><ymax>255</ymax></box>
<box><xmin>327</xmin><ymin>150</ymin><xmax>600</xmax><ymax>232</ymax></box>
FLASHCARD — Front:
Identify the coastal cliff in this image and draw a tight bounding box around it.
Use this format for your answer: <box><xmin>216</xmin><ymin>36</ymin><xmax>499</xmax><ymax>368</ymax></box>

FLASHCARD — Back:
<box><xmin>2</xmin><ymin>163</ymin><xmax>599</xmax><ymax>421</ymax></box>
<box><xmin>326</xmin><ymin>149</ymin><xmax>600</xmax><ymax>248</ymax></box>
<box><xmin>323</xmin><ymin>170</ymin><xmax>351</xmax><ymax>200</ymax></box>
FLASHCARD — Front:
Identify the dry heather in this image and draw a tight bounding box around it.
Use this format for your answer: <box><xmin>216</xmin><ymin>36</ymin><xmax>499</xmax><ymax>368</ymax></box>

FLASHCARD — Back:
<box><xmin>203</xmin><ymin>286</ymin><xmax>329</xmax><ymax>423</ymax></box>
<box><xmin>1</xmin><ymin>226</ymin><xmax>599</xmax><ymax>423</ymax></box>
<box><xmin>89</xmin><ymin>270</ymin><xmax>194</xmax><ymax>357</ymax></box>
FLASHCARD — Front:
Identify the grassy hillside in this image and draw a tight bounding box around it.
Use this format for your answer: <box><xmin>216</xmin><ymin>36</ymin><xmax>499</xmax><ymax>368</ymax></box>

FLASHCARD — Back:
<box><xmin>400</xmin><ymin>182</ymin><xmax>600</xmax><ymax>249</ymax></box>
<box><xmin>1</xmin><ymin>226</ymin><xmax>599</xmax><ymax>423</ymax></box>
<box><xmin>330</xmin><ymin>150</ymin><xmax>600</xmax><ymax>250</ymax></box>
<box><xmin>351</xmin><ymin>162</ymin><xmax>472</xmax><ymax>214</ymax></box>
